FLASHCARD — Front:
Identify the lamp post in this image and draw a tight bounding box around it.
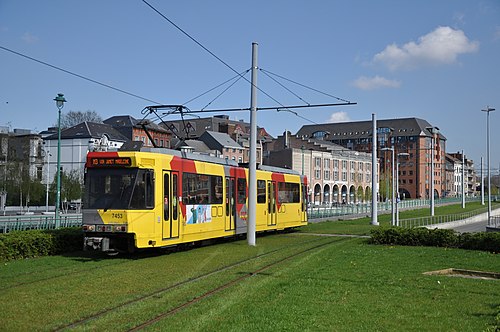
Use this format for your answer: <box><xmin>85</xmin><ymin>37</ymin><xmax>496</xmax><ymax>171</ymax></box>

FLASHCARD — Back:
<box><xmin>481</xmin><ymin>106</ymin><xmax>495</xmax><ymax>225</ymax></box>
<box><xmin>426</xmin><ymin>126</ymin><xmax>439</xmax><ymax>216</ymax></box>
<box><xmin>44</xmin><ymin>144</ymin><xmax>51</xmax><ymax>213</ymax></box>
<box><xmin>381</xmin><ymin>147</ymin><xmax>395</xmax><ymax>226</ymax></box>
<box><xmin>396</xmin><ymin>152</ymin><xmax>410</xmax><ymax>226</ymax></box>
<box><xmin>301</xmin><ymin>145</ymin><xmax>305</xmax><ymax>175</ymax></box>
<box><xmin>54</xmin><ymin>93</ymin><xmax>66</xmax><ymax>228</ymax></box>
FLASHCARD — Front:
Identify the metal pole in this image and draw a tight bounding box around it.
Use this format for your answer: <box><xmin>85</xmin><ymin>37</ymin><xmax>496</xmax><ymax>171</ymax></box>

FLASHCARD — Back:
<box><xmin>430</xmin><ymin>135</ymin><xmax>435</xmax><ymax>216</ymax></box>
<box><xmin>247</xmin><ymin>42</ymin><xmax>258</xmax><ymax>246</ymax></box>
<box><xmin>55</xmin><ymin>107</ymin><xmax>62</xmax><ymax>228</ymax></box>
<box><xmin>46</xmin><ymin>147</ymin><xmax>50</xmax><ymax>212</ymax></box>
<box><xmin>391</xmin><ymin>148</ymin><xmax>395</xmax><ymax>226</ymax></box>
<box><xmin>481</xmin><ymin>156</ymin><xmax>484</xmax><ymax>205</ymax></box>
<box><xmin>396</xmin><ymin>159</ymin><xmax>400</xmax><ymax>226</ymax></box>
<box><xmin>54</xmin><ymin>93</ymin><xmax>66</xmax><ymax>229</ymax></box>
<box><xmin>462</xmin><ymin>151</ymin><xmax>465</xmax><ymax>209</ymax></box>
<box><xmin>371</xmin><ymin>113</ymin><xmax>378</xmax><ymax>225</ymax></box>
<box><xmin>487</xmin><ymin>110</ymin><xmax>492</xmax><ymax>223</ymax></box>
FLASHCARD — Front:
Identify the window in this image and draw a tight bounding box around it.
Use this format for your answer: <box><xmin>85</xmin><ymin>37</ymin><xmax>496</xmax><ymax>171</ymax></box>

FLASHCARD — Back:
<box><xmin>257</xmin><ymin>180</ymin><xmax>266</xmax><ymax>203</ymax></box>
<box><xmin>84</xmin><ymin>168</ymin><xmax>154</xmax><ymax>210</ymax></box>
<box><xmin>315</xmin><ymin>170</ymin><xmax>321</xmax><ymax>179</ymax></box>
<box><xmin>278</xmin><ymin>182</ymin><xmax>300</xmax><ymax>203</ymax></box>
<box><xmin>324</xmin><ymin>159</ymin><xmax>330</xmax><ymax>169</ymax></box>
<box><xmin>334</xmin><ymin>171</ymin><xmax>339</xmax><ymax>181</ymax></box>
<box><xmin>342</xmin><ymin>160</ymin><xmax>347</xmax><ymax>169</ymax></box>
<box><xmin>342</xmin><ymin>171</ymin><xmax>347</xmax><ymax>181</ymax></box>
<box><xmin>315</xmin><ymin>157</ymin><xmax>321</xmax><ymax>167</ymax></box>
<box><xmin>237</xmin><ymin>178</ymin><xmax>247</xmax><ymax>204</ymax></box>
<box><xmin>334</xmin><ymin>160</ymin><xmax>339</xmax><ymax>169</ymax></box>
<box><xmin>324</xmin><ymin>170</ymin><xmax>330</xmax><ymax>180</ymax></box>
<box><xmin>182</xmin><ymin>173</ymin><xmax>223</xmax><ymax>204</ymax></box>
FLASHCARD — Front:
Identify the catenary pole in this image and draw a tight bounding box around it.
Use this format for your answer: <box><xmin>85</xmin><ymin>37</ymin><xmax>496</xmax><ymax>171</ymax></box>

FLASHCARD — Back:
<box><xmin>371</xmin><ymin>113</ymin><xmax>378</xmax><ymax>225</ymax></box>
<box><xmin>481</xmin><ymin>156</ymin><xmax>484</xmax><ymax>205</ymax></box>
<box><xmin>247</xmin><ymin>42</ymin><xmax>258</xmax><ymax>246</ymax></box>
<box><xmin>462</xmin><ymin>151</ymin><xmax>466</xmax><ymax>209</ymax></box>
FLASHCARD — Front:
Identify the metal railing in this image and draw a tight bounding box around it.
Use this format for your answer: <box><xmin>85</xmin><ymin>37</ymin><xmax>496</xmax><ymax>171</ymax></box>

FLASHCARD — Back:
<box><xmin>488</xmin><ymin>216</ymin><xmax>500</xmax><ymax>228</ymax></box>
<box><xmin>307</xmin><ymin>196</ymin><xmax>486</xmax><ymax>221</ymax></box>
<box><xmin>399</xmin><ymin>208</ymin><xmax>489</xmax><ymax>228</ymax></box>
<box><xmin>0</xmin><ymin>214</ymin><xmax>82</xmax><ymax>233</ymax></box>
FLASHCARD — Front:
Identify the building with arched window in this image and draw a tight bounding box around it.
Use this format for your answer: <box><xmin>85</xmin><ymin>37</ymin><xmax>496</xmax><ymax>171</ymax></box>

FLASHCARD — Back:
<box><xmin>266</xmin><ymin>132</ymin><xmax>372</xmax><ymax>205</ymax></box>
<box><xmin>296</xmin><ymin>117</ymin><xmax>461</xmax><ymax>200</ymax></box>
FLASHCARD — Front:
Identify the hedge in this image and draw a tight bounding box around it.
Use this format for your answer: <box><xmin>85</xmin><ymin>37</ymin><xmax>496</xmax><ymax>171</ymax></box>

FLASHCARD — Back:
<box><xmin>0</xmin><ymin>228</ymin><xmax>83</xmax><ymax>261</ymax></box>
<box><xmin>369</xmin><ymin>227</ymin><xmax>500</xmax><ymax>253</ymax></box>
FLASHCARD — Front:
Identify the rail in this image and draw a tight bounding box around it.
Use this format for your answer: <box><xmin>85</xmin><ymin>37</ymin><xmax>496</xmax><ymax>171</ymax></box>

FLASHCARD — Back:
<box><xmin>0</xmin><ymin>196</ymin><xmax>494</xmax><ymax>233</ymax></box>
<box><xmin>306</xmin><ymin>196</ymin><xmax>486</xmax><ymax>221</ymax></box>
<box><xmin>0</xmin><ymin>214</ymin><xmax>82</xmax><ymax>233</ymax></box>
<box><xmin>398</xmin><ymin>207</ymin><xmax>489</xmax><ymax>228</ymax></box>
<box><xmin>488</xmin><ymin>216</ymin><xmax>500</xmax><ymax>229</ymax></box>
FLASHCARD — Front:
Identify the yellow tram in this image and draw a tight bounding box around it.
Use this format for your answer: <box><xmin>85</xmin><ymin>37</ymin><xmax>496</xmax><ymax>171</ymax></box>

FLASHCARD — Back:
<box><xmin>83</xmin><ymin>148</ymin><xmax>308</xmax><ymax>253</ymax></box>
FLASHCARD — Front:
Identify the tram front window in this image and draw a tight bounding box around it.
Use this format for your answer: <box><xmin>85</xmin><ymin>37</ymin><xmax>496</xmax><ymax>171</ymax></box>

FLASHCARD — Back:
<box><xmin>84</xmin><ymin>168</ymin><xmax>154</xmax><ymax>210</ymax></box>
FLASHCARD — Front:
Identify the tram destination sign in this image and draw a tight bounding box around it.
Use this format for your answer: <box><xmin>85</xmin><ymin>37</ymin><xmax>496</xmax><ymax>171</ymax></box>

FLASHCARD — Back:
<box><xmin>90</xmin><ymin>157</ymin><xmax>132</xmax><ymax>167</ymax></box>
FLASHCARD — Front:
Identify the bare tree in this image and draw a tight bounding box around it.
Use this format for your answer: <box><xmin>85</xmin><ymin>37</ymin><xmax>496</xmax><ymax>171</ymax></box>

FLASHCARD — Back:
<box><xmin>55</xmin><ymin>110</ymin><xmax>103</xmax><ymax>129</ymax></box>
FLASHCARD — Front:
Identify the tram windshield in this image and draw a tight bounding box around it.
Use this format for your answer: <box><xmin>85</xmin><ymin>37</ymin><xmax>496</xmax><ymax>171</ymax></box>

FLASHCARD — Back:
<box><xmin>84</xmin><ymin>168</ymin><xmax>154</xmax><ymax>210</ymax></box>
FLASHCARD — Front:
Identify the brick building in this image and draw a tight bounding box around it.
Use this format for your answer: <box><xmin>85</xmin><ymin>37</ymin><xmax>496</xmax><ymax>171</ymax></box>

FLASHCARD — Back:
<box><xmin>296</xmin><ymin>117</ymin><xmax>453</xmax><ymax>200</ymax></box>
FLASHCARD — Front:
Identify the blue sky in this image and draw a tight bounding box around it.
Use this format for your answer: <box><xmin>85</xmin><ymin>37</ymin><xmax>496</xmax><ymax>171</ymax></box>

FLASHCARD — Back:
<box><xmin>1</xmin><ymin>0</ymin><xmax>499</xmax><ymax>169</ymax></box>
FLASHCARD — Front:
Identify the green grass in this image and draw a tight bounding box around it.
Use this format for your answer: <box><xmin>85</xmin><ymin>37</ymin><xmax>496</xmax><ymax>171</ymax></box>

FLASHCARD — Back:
<box><xmin>1</xmin><ymin>231</ymin><xmax>498</xmax><ymax>331</ymax></box>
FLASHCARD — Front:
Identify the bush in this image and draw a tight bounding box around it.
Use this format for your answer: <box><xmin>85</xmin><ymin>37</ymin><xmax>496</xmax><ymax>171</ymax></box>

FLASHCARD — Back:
<box><xmin>0</xmin><ymin>228</ymin><xmax>83</xmax><ymax>261</ymax></box>
<box><xmin>369</xmin><ymin>227</ymin><xmax>500</xmax><ymax>253</ymax></box>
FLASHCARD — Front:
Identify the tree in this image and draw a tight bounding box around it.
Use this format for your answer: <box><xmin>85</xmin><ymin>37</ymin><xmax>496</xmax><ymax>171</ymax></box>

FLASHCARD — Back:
<box><xmin>55</xmin><ymin>110</ymin><xmax>103</xmax><ymax>129</ymax></box>
<box><xmin>49</xmin><ymin>169</ymin><xmax>83</xmax><ymax>209</ymax></box>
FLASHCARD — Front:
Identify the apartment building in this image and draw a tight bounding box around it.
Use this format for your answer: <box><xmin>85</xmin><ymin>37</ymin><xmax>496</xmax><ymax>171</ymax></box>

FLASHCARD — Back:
<box><xmin>266</xmin><ymin>132</ymin><xmax>372</xmax><ymax>205</ymax></box>
<box><xmin>296</xmin><ymin>117</ymin><xmax>451</xmax><ymax>200</ymax></box>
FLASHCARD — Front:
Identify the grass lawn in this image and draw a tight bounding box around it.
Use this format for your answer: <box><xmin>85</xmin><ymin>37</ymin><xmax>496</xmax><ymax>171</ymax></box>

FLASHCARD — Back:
<box><xmin>1</xmin><ymin>223</ymin><xmax>498</xmax><ymax>331</ymax></box>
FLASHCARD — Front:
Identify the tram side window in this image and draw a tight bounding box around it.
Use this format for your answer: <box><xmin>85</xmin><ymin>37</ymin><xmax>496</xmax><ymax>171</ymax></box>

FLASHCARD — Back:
<box><xmin>237</xmin><ymin>178</ymin><xmax>247</xmax><ymax>204</ymax></box>
<box><xmin>130</xmin><ymin>169</ymin><xmax>154</xmax><ymax>209</ymax></box>
<box><xmin>182</xmin><ymin>172</ymin><xmax>223</xmax><ymax>204</ymax></box>
<box><xmin>278</xmin><ymin>182</ymin><xmax>300</xmax><ymax>203</ymax></box>
<box><xmin>257</xmin><ymin>180</ymin><xmax>266</xmax><ymax>203</ymax></box>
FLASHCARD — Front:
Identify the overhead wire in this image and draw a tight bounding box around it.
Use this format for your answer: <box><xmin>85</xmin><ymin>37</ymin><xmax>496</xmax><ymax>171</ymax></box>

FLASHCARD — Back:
<box><xmin>0</xmin><ymin>45</ymin><xmax>161</xmax><ymax>105</ymax></box>
<box><xmin>182</xmin><ymin>69</ymin><xmax>251</xmax><ymax>106</ymax></box>
<box><xmin>260</xmin><ymin>68</ymin><xmax>351</xmax><ymax>103</ymax></box>
<box><xmin>141</xmin><ymin>0</ymin><xmax>311</xmax><ymax>115</ymax></box>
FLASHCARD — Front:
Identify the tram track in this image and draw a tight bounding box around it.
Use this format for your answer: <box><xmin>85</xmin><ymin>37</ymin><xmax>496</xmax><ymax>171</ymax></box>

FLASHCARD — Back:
<box><xmin>127</xmin><ymin>237</ymin><xmax>341</xmax><ymax>331</ymax></box>
<box><xmin>53</xmin><ymin>236</ymin><xmax>339</xmax><ymax>331</ymax></box>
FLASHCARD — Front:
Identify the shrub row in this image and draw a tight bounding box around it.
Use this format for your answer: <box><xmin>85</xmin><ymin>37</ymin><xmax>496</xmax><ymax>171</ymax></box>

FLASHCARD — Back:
<box><xmin>0</xmin><ymin>228</ymin><xmax>83</xmax><ymax>261</ymax></box>
<box><xmin>369</xmin><ymin>227</ymin><xmax>500</xmax><ymax>253</ymax></box>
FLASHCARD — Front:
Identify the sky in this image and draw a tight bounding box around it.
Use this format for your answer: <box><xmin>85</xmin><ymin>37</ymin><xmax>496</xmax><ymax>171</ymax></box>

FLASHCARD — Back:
<box><xmin>1</xmin><ymin>0</ymin><xmax>499</xmax><ymax>169</ymax></box>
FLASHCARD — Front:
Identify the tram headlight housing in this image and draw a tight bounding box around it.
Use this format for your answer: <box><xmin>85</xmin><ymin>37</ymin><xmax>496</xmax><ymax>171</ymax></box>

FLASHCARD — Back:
<box><xmin>83</xmin><ymin>224</ymin><xmax>127</xmax><ymax>233</ymax></box>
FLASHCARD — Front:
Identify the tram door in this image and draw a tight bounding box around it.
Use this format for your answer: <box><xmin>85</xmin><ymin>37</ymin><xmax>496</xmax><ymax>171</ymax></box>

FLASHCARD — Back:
<box><xmin>225</xmin><ymin>177</ymin><xmax>236</xmax><ymax>231</ymax></box>
<box><xmin>162</xmin><ymin>171</ymin><xmax>179</xmax><ymax>239</ymax></box>
<box><xmin>267</xmin><ymin>181</ymin><xmax>277</xmax><ymax>226</ymax></box>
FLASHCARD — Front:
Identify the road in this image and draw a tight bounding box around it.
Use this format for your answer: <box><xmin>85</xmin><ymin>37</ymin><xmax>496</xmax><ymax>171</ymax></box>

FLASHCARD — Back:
<box><xmin>450</xmin><ymin>218</ymin><xmax>489</xmax><ymax>233</ymax></box>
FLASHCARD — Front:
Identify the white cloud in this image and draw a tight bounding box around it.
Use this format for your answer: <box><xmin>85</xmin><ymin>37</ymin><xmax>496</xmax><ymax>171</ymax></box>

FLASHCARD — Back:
<box><xmin>22</xmin><ymin>32</ymin><xmax>38</xmax><ymax>44</ymax></box>
<box><xmin>373</xmin><ymin>26</ymin><xmax>479</xmax><ymax>71</ymax></box>
<box><xmin>328</xmin><ymin>111</ymin><xmax>350</xmax><ymax>123</ymax></box>
<box><xmin>352</xmin><ymin>75</ymin><xmax>401</xmax><ymax>90</ymax></box>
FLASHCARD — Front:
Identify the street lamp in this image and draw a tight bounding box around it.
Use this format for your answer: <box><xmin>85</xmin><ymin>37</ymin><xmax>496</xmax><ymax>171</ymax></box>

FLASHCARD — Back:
<box><xmin>426</xmin><ymin>126</ymin><xmax>439</xmax><ymax>216</ymax></box>
<box><xmin>54</xmin><ymin>93</ymin><xmax>66</xmax><ymax>228</ymax></box>
<box><xmin>481</xmin><ymin>106</ymin><xmax>495</xmax><ymax>225</ymax></box>
<box><xmin>381</xmin><ymin>147</ymin><xmax>395</xmax><ymax>226</ymax></box>
<box><xmin>396</xmin><ymin>152</ymin><xmax>410</xmax><ymax>226</ymax></box>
